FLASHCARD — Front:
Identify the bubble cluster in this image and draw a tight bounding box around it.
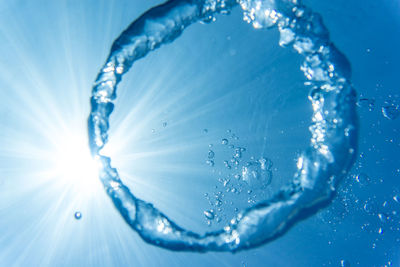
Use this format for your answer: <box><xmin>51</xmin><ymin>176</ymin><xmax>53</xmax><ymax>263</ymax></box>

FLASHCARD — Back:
<box><xmin>319</xmin><ymin>165</ymin><xmax>400</xmax><ymax>260</ymax></box>
<box><xmin>203</xmin><ymin>131</ymin><xmax>274</xmax><ymax>226</ymax></box>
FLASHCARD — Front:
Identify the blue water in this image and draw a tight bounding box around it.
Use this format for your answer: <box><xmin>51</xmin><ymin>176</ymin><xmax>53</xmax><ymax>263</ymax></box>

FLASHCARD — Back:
<box><xmin>0</xmin><ymin>0</ymin><xmax>399</xmax><ymax>266</ymax></box>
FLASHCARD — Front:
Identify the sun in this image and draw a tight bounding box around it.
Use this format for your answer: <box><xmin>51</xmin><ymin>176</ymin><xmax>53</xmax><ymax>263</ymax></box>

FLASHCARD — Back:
<box><xmin>51</xmin><ymin>132</ymin><xmax>102</xmax><ymax>195</ymax></box>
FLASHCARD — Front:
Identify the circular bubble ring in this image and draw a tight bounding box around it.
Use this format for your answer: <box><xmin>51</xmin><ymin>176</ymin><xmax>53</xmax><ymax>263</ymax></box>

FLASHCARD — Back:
<box><xmin>88</xmin><ymin>0</ymin><xmax>357</xmax><ymax>252</ymax></box>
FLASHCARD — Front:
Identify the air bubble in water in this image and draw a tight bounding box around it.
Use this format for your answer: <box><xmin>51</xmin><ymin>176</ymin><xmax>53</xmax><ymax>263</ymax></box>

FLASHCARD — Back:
<box><xmin>204</xmin><ymin>210</ymin><xmax>215</xmax><ymax>220</ymax></box>
<box><xmin>223</xmin><ymin>160</ymin><xmax>231</xmax><ymax>169</ymax></box>
<box><xmin>382</xmin><ymin>104</ymin><xmax>399</xmax><ymax>120</ymax></box>
<box><xmin>378</xmin><ymin>227</ymin><xmax>383</xmax><ymax>235</ymax></box>
<box><xmin>242</xmin><ymin>159</ymin><xmax>273</xmax><ymax>188</ymax></box>
<box><xmin>221</xmin><ymin>138</ymin><xmax>229</xmax><ymax>145</ymax></box>
<box><xmin>363</xmin><ymin>200</ymin><xmax>378</xmax><ymax>214</ymax></box>
<box><xmin>201</xmin><ymin>15</ymin><xmax>216</xmax><ymax>24</ymax></box>
<box><xmin>74</xmin><ymin>212</ymin><xmax>82</xmax><ymax>220</ymax></box>
<box><xmin>88</xmin><ymin>0</ymin><xmax>359</xmax><ymax>252</ymax></box>
<box><xmin>233</xmin><ymin>148</ymin><xmax>242</xmax><ymax>159</ymax></box>
<box><xmin>355</xmin><ymin>173</ymin><xmax>371</xmax><ymax>186</ymax></box>
<box><xmin>208</xmin><ymin>150</ymin><xmax>215</xmax><ymax>159</ymax></box>
<box><xmin>223</xmin><ymin>179</ymin><xmax>230</xmax><ymax>187</ymax></box>
<box><xmin>340</xmin><ymin>259</ymin><xmax>350</xmax><ymax>267</ymax></box>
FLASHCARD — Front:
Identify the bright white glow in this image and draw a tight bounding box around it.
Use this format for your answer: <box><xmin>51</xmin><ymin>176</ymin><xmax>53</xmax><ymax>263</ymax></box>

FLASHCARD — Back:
<box><xmin>52</xmin><ymin>133</ymin><xmax>101</xmax><ymax>195</ymax></box>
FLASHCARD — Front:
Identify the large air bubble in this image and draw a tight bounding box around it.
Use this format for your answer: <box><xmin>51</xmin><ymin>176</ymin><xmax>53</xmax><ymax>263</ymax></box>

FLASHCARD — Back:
<box><xmin>88</xmin><ymin>0</ymin><xmax>357</xmax><ymax>252</ymax></box>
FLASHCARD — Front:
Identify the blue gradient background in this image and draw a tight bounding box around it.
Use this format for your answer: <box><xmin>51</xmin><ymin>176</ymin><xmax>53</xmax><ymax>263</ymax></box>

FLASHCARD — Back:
<box><xmin>0</xmin><ymin>0</ymin><xmax>399</xmax><ymax>266</ymax></box>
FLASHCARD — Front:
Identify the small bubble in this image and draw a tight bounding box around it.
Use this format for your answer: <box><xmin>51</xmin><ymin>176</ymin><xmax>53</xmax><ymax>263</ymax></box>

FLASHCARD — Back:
<box><xmin>340</xmin><ymin>259</ymin><xmax>350</xmax><ymax>267</ymax></box>
<box><xmin>223</xmin><ymin>160</ymin><xmax>231</xmax><ymax>169</ymax></box>
<box><xmin>355</xmin><ymin>173</ymin><xmax>371</xmax><ymax>186</ymax></box>
<box><xmin>74</xmin><ymin>212</ymin><xmax>82</xmax><ymax>220</ymax></box>
<box><xmin>377</xmin><ymin>213</ymin><xmax>385</xmax><ymax>222</ymax></box>
<box><xmin>208</xmin><ymin>150</ymin><xmax>215</xmax><ymax>159</ymax></box>
<box><xmin>204</xmin><ymin>210</ymin><xmax>215</xmax><ymax>220</ymax></box>
<box><xmin>378</xmin><ymin>227</ymin><xmax>383</xmax><ymax>234</ymax></box>
<box><xmin>223</xmin><ymin>179</ymin><xmax>230</xmax><ymax>187</ymax></box>
<box><xmin>363</xmin><ymin>200</ymin><xmax>377</xmax><ymax>214</ymax></box>
<box><xmin>233</xmin><ymin>148</ymin><xmax>242</xmax><ymax>159</ymax></box>
<box><xmin>221</xmin><ymin>138</ymin><xmax>229</xmax><ymax>145</ymax></box>
<box><xmin>203</xmin><ymin>128</ymin><xmax>208</xmax><ymax>133</ymax></box>
<box><xmin>201</xmin><ymin>15</ymin><xmax>216</xmax><ymax>23</ymax></box>
<box><xmin>151</xmin><ymin>129</ymin><xmax>155</xmax><ymax>133</ymax></box>
<box><xmin>295</xmin><ymin>8</ymin><xmax>304</xmax><ymax>17</ymax></box>
<box><xmin>162</xmin><ymin>122</ymin><xmax>167</xmax><ymax>127</ymax></box>
<box><xmin>206</xmin><ymin>160</ymin><xmax>214</xmax><ymax>167</ymax></box>
<box><xmin>382</xmin><ymin>104</ymin><xmax>399</xmax><ymax>120</ymax></box>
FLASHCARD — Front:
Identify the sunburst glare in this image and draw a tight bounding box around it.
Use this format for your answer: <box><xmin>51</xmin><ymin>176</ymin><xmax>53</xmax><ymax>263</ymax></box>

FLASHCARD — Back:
<box><xmin>50</xmin><ymin>132</ymin><xmax>101</xmax><ymax>196</ymax></box>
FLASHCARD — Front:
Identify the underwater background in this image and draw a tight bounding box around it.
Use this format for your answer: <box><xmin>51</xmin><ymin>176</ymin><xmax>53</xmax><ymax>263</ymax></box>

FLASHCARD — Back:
<box><xmin>0</xmin><ymin>0</ymin><xmax>399</xmax><ymax>266</ymax></box>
